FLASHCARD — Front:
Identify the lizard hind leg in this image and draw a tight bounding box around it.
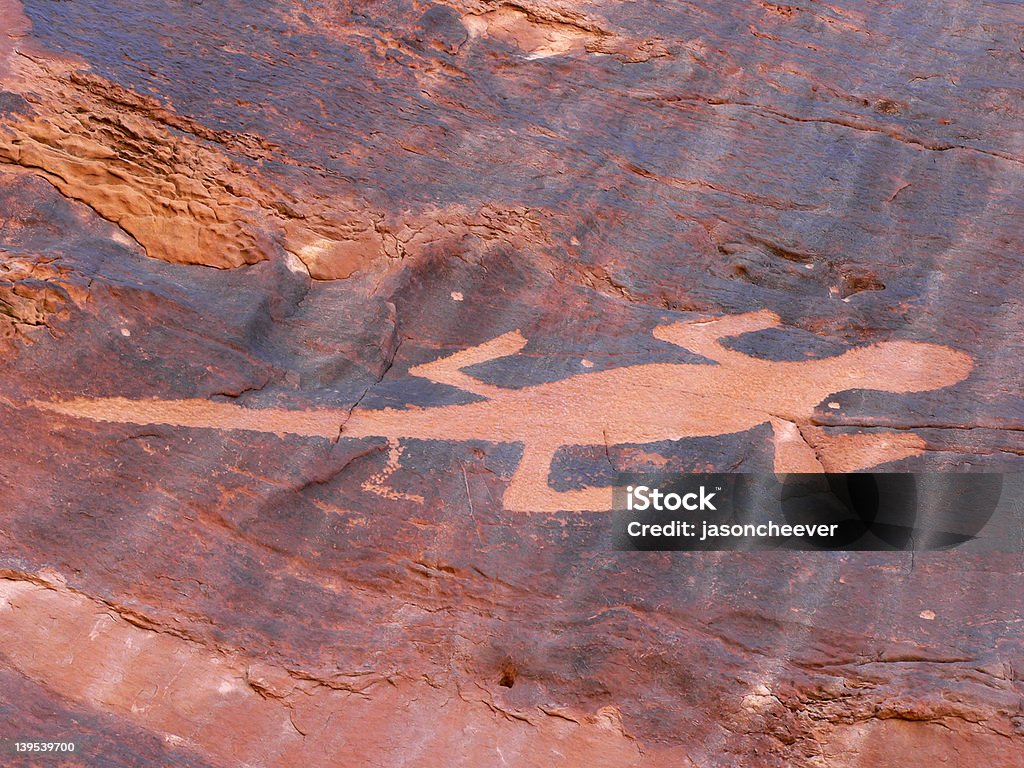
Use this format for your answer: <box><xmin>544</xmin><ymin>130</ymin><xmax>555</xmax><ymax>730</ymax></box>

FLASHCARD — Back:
<box><xmin>653</xmin><ymin>310</ymin><xmax>780</xmax><ymax>361</ymax></box>
<box><xmin>407</xmin><ymin>330</ymin><xmax>527</xmax><ymax>398</ymax></box>
<box><xmin>502</xmin><ymin>443</ymin><xmax>613</xmax><ymax>514</ymax></box>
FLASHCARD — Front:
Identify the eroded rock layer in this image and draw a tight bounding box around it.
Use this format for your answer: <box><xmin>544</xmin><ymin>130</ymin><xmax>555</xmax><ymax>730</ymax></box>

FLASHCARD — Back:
<box><xmin>1</xmin><ymin>0</ymin><xmax>1023</xmax><ymax>765</ymax></box>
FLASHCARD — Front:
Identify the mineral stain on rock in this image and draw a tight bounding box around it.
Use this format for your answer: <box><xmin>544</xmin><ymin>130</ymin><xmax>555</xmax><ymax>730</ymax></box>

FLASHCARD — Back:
<box><xmin>1</xmin><ymin>0</ymin><xmax>1023</xmax><ymax>765</ymax></box>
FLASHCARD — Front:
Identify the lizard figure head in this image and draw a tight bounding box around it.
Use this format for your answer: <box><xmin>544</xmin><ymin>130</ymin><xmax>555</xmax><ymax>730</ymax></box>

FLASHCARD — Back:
<box><xmin>837</xmin><ymin>340</ymin><xmax>973</xmax><ymax>394</ymax></box>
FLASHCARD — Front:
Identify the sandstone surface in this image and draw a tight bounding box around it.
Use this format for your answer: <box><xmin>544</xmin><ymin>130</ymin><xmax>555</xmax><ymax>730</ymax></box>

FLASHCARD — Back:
<box><xmin>1</xmin><ymin>1</ymin><xmax>1023</xmax><ymax>765</ymax></box>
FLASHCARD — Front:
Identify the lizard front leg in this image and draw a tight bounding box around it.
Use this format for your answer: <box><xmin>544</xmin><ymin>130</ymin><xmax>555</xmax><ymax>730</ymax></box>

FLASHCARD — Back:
<box><xmin>653</xmin><ymin>310</ymin><xmax>780</xmax><ymax>363</ymax></box>
<box><xmin>408</xmin><ymin>330</ymin><xmax>527</xmax><ymax>398</ymax></box>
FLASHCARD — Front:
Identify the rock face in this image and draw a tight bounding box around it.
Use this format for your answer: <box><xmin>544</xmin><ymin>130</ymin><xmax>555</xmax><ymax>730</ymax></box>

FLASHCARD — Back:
<box><xmin>1</xmin><ymin>0</ymin><xmax>1023</xmax><ymax>765</ymax></box>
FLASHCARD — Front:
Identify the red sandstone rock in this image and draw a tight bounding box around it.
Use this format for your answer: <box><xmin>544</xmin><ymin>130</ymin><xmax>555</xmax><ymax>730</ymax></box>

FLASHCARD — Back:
<box><xmin>1</xmin><ymin>0</ymin><xmax>1023</xmax><ymax>766</ymax></box>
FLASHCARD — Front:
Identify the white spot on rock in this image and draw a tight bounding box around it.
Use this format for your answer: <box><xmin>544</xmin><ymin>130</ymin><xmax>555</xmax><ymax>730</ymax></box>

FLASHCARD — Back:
<box><xmin>283</xmin><ymin>249</ymin><xmax>312</xmax><ymax>276</ymax></box>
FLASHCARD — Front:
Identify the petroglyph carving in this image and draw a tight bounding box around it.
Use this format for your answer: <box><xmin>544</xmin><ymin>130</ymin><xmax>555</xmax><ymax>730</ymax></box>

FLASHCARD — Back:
<box><xmin>35</xmin><ymin>311</ymin><xmax>973</xmax><ymax>512</ymax></box>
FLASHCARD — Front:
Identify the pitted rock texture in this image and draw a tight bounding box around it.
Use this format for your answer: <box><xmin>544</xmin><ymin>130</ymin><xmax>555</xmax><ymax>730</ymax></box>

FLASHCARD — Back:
<box><xmin>1</xmin><ymin>0</ymin><xmax>1023</xmax><ymax>766</ymax></box>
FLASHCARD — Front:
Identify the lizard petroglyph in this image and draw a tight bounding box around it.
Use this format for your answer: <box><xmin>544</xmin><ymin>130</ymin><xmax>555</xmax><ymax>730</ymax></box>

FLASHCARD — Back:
<box><xmin>34</xmin><ymin>311</ymin><xmax>972</xmax><ymax>512</ymax></box>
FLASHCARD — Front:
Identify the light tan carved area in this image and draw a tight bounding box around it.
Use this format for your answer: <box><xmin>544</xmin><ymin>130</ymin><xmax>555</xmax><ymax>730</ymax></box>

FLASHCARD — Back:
<box><xmin>35</xmin><ymin>396</ymin><xmax>348</xmax><ymax>439</ymax></box>
<box><xmin>35</xmin><ymin>312</ymin><xmax>972</xmax><ymax>512</ymax></box>
<box><xmin>0</xmin><ymin>574</ymin><xmax>645</xmax><ymax>768</ymax></box>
